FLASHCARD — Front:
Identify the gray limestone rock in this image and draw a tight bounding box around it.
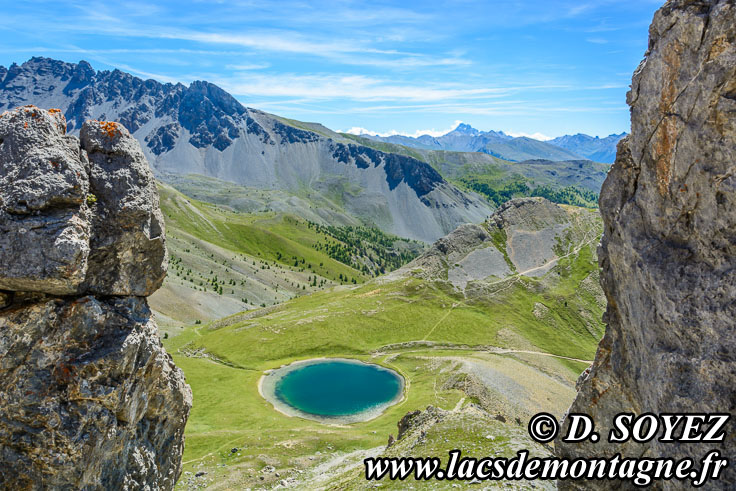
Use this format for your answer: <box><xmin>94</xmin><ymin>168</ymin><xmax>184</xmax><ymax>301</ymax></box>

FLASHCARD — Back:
<box><xmin>556</xmin><ymin>1</ymin><xmax>736</xmax><ymax>489</ymax></box>
<box><xmin>0</xmin><ymin>296</ymin><xmax>191</xmax><ymax>489</ymax></box>
<box><xmin>0</xmin><ymin>106</ymin><xmax>90</xmax><ymax>294</ymax></box>
<box><xmin>0</xmin><ymin>108</ymin><xmax>167</xmax><ymax>296</ymax></box>
<box><xmin>80</xmin><ymin>120</ymin><xmax>167</xmax><ymax>296</ymax></box>
<box><xmin>0</xmin><ymin>106</ymin><xmax>190</xmax><ymax>489</ymax></box>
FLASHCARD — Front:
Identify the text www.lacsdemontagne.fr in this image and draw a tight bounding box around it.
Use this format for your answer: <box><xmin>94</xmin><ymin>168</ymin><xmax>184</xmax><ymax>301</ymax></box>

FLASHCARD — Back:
<box><xmin>364</xmin><ymin>449</ymin><xmax>727</xmax><ymax>487</ymax></box>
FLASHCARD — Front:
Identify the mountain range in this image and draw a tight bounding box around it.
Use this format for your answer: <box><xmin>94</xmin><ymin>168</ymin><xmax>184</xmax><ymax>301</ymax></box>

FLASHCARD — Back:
<box><xmin>357</xmin><ymin>123</ymin><xmax>625</xmax><ymax>163</ymax></box>
<box><xmin>0</xmin><ymin>57</ymin><xmax>494</xmax><ymax>242</ymax></box>
<box><xmin>549</xmin><ymin>132</ymin><xmax>626</xmax><ymax>163</ymax></box>
<box><xmin>0</xmin><ymin>57</ymin><xmax>614</xmax><ymax>243</ymax></box>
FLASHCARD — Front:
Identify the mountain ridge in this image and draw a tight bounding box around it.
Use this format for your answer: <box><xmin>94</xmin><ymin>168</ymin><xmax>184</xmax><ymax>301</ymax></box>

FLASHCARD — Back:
<box><xmin>354</xmin><ymin>122</ymin><xmax>625</xmax><ymax>163</ymax></box>
<box><xmin>360</xmin><ymin>124</ymin><xmax>581</xmax><ymax>162</ymax></box>
<box><xmin>0</xmin><ymin>57</ymin><xmax>493</xmax><ymax>243</ymax></box>
<box><xmin>549</xmin><ymin>132</ymin><xmax>626</xmax><ymax>163</ymax></box>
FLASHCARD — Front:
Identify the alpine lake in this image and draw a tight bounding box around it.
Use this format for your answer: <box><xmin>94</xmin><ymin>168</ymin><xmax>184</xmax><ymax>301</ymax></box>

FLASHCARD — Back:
<box><xmin>260</xmin><ymin>358</ymin><xmax>405</xmax><ymax>424</ymax></box>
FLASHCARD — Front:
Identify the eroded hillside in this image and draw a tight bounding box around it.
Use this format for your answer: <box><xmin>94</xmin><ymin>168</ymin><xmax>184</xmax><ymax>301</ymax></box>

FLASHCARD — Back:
<box><xmin>151</xmin><ymin>181</ymin><xmax>425</xmax><ymax>331</ymax></box>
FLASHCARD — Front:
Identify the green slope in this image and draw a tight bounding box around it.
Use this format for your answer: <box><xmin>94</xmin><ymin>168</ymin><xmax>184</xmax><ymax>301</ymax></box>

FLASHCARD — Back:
<box><xmin>150</xmin><ymin>183</ymin><xmax>424</xmax><ymax>330</ymax></box>
<box><xmin>165</xmin><ymin>203</ymin><xmax>604</xmax><ymax>489</ymax></box>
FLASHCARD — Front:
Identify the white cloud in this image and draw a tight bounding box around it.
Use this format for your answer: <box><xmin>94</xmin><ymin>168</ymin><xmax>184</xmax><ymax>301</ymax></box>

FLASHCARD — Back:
<box><xmin>341</xmin><ymin>121</ymin><xmax>464</xmax><ymax>138</ymax></box>
<box><xmin>216</xmin><ymin>73</ymin><xmax>514</xmax><ymax>102</ymax></box>
<box><xmin>225</xmin><ymin>63</ymin><xmax>270</xmax><ymax>71</ymax></box>
<box><xmin>6</xmin><ymin>9</ymin><xmax>470</xmax><ymax>70</ymax></box>
<box><xmin>342</xmin><ymin>127</ymin><xmax>381</xmax><ymax>136</ymax></box>
<box><xmin>504</xmin><ymin>131</ymin><xmax>554</xmax><ymax>141</ymax></box>
<box><xmin>567</xmin><ymin>3</ymin><xmax>595</xmax><ymax>17</ymax></box>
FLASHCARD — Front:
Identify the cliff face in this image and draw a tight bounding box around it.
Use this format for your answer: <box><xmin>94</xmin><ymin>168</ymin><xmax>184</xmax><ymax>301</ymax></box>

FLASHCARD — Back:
<box><xmin>556</xmin><ymin>0</ymin><xmax>736</xmax><ymax>487</ymax></box>
<box><xmin>0</xmin><ymin>106</ymin><xmax>191</xmax><ymax>489</ymax></box>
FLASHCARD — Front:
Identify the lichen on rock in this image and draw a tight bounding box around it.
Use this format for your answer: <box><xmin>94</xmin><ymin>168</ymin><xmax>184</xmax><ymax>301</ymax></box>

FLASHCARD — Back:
<box><xmin>556</xmin><ymin>1</ymin><xmax>736</xmax><ymax>488</ymax></box>
<box><xmin>0</xmin><ymin>106</ymin><xmax>191</xmax><ymax>489</ymax></box>
<box><xmin>80</xmin><ymin>120</ymin><xmax>168</xmax><ymax>296</ymax></box>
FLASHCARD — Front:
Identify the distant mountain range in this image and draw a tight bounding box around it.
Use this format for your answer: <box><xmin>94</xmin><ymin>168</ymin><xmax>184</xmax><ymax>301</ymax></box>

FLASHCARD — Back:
<box><xmin>548</xmin><ymin>133</ymin><xmax>626</xmax><ymax>164</ymax></box>
<box><xmin>356</xmin><ymin>123</ymin><xmax>625</xmax><ymax>164</ymax></box>
<box><xmin>0</xmin><ymin>57</ymin><xmax>493</xmax><ymax>242</ymax></box>
<box><xmin>0</xmin><ymin>57</ymin><xmax>617</xmax><ymax>242</ymax></box>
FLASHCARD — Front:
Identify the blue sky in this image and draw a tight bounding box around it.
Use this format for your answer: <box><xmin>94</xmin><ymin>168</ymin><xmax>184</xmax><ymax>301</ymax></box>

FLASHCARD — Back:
<box><xmin>1</xmin><ymin>0</ymin><xmax>662</xmax><ymax>139</ymax></box>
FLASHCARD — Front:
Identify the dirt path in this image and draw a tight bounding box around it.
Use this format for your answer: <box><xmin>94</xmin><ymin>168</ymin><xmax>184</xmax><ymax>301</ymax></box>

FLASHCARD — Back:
<box><xmin>375</xmin><ymin>342</ymin><xmax>593</xmax><ymax>364</ymax></box>
<box><xmin>453</xmin><ymin>396</ymin><xmax>466</xmax><ymax>412</ymax></box>
<box><xmin>421</xmin><ymin>302</ymin><xmax>459</xmax><ymax>341</ymax></box>
<box><xmin>501</xmin><ymin>232</ymin><xmax>598</xmax><ymax>280</ymax></box>
<box><xmin>418</xmin><ymin>233</ymin><xmax>598</xmax><ymax>344</ymax></box>
<box><xmin>485</xmin><ymin>347</ymin><xmax>593</xmax><ymax>364</ymax></box>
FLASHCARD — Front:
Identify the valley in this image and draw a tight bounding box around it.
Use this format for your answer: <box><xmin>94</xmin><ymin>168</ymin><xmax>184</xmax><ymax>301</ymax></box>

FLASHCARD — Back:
<box><xmin>4</xmin><ymin>0</ymin><xmax>731</xmax><ymax>488</ymax></box>
<box><xmin>151</xmin><ymin>181</ymin><xmax>425</xmax><ymax>330</ymax></box>
<box><xmin>0</xmin><ymin>57</ymin><xmax>610</xmax><ymax>490</ymax></box>
<box><xmin>157</xmin><ymin>193</ymin><xmax>605</xmax><ymax>489</ymax></box>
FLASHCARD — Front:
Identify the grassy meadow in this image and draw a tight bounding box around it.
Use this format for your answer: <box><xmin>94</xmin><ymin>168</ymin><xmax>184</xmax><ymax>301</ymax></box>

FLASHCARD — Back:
<box><xmin>151</xmin><ymin>176</ymin><xmax>605</xmax><ymax>489</ymax></box>
<box><xmin>161</xmin><ymin>222</ymin><xmax>603</xmax><ymax>488</ymax></box>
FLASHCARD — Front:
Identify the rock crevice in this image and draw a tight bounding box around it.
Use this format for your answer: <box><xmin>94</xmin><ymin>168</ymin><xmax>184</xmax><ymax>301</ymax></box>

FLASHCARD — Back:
<box><xmin>0</xmin><ymin>105</ymin><xmax>191</xmax><ymax>490</ymax></box>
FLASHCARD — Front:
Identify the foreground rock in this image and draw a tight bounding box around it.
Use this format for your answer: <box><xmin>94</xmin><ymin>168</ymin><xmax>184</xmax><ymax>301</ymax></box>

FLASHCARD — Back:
<box><xmin>0</xmin><ymin>107</ymin><xmax>90</xmax><ymax>294</ymax></box>
<box><xmin>80</xmin><ymin>120</ymin><xmax>167</xmax><ymax>296</ymax></box>
<box><xmin>0</xmin><ymin>106</ymin><xmax>191</xmax><ymax>489</ymax></box>
<box><xmin>0</xmin><ymin>109</ymin><xmax>166</xmax><ymax>296</ymax></box>
<box><xmin>556</xmin><ymin>1</ymin><xmax>736</xmax><ymax>488</ymax></box>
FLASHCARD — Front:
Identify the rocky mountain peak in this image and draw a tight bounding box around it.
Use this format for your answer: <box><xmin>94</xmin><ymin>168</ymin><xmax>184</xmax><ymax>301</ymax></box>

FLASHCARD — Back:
<box><xmin>186</xmin><ymin>80</ymin><xmax>246</xmax><ymax>115</ymax></box>
<box><xmin>0</xmin><ymin>106</ymin><xmax>191</xmax><ymax>489</ymax></box>
<box><xmin>0</xmin><ymin>58</ymin><xmax>495</xmax><ymax>242</ymax></box>
<box><xmin>556</xmin><ymin>0</ymin><xmax>736</xmax><ymax>487</ymax></box>
<box><xmin>450</xmin><ymin>122</ymin><xmax>480</xmax><ymax>135</ymax></box>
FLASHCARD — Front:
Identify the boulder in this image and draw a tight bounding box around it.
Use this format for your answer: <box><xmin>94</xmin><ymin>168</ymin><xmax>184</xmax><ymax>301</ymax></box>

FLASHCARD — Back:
<box><xmin>80</xmin><ymin>120</ymin><xmax>167</xmax><ymax>296</ymax></box>
<box><xmin>0</xmin><ymin>106</ymin><xmax>90</xmax><ymax>294</ymax></box>
<box><xmin>0</xmin><ymin>108</ymin><xmax>167</xmax><ymax>296</ymax></box>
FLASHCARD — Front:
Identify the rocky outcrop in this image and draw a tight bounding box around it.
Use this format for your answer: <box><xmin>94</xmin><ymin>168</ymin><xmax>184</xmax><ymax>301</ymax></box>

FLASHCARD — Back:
<box><xmin>0</xmin><ymin>107</ymin><xmax>90</xmax><ymax>294</ymax></box>
<box><xmin>0</xmin><ymin>109</ymin><xmax>166</xmax><ymax>296</ymax></box>
<box><xmin>556</xmin><ymin>1</ymin><xmax>736</xmax><ymax>488</ymax></box>
<box><xmin>394</xmin><ymin>406</ymin><xmax>448</xmax><ymax>442</ymax></box>
<box><xmin>399</xmin><ymin>197</ymin><xmax>600</xmax><ymax>290</ymax></box>
<box><xmin>0</xmin><ymin>106</ymin><xmax>191</xmax><ymax>489</ymax></box>
<box><xmin>486</xmin><ymin>196</ymin><xmax>569</xmax><ymax>232</ymax></box>
<box><xmin>80</xmin><ymin>121</ymin><xmax>167</xmax><ymax>296</ymax></box>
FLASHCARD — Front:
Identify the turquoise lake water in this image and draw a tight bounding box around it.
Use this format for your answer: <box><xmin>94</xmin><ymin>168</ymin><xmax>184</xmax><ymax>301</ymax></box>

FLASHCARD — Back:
<box><xmin>274</xmin><ymin>360</ymin><xmax>402</xmax><ymax>417</ymax></box>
